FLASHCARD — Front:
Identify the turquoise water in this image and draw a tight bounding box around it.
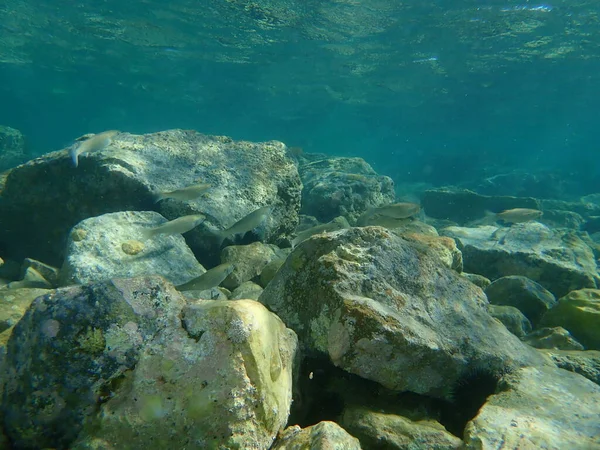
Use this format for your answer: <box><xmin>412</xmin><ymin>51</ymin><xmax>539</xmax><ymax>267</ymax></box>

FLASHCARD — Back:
<box><xmin>1</xmin><ymin>0</ymin><xmax>599</xmax><ymax>189</ymax></box>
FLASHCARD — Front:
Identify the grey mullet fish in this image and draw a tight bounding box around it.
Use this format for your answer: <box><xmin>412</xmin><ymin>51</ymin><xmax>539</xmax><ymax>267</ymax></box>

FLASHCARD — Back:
<box><xmin>214</xmin><ymin>206</ymin><xmax>271</xmax><ymax>246</ymax></box>
<box><xmin>69</xmin><ymin>130</ymin><xmax>120</xmax><ymax>167</ymax></box>
<box><xmin>140</xmin><ymin>214</ymin><xmax>205</xmax><ymax>240</ymax></box>
<box><xmin>357</xmin><ymin>202</ymin><xmax>421</xmax><ymax>226</ymax></box>
<box><xmin>176</xmin><ymin>262</ymin><xmax>235</xmax><ymax>292</ymax></box>
<box><xmin>154</xmin><ymin>183</ymin><xmax>212</xmax><ymax>203</ymax></box>
<box><xmin>292</xmin><ymin>216</ymin><xmax>350</xmax><ymax>247</ymax></box>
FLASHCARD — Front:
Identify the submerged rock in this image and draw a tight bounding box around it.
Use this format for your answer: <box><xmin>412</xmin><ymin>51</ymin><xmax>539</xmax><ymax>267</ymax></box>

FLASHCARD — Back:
<box><xmin>260</xmin><ymin>226</ymin><xmax>546</xmax><ymax>399</ymax></box>
<box><xmin>484</xmin><ymin>275</ymin><xmax>556</xmax><ymax>326</ymax></box>
<box><xmin>0</xmin><ymin>288</ymin><xmax>51</xmax><ymax>348</ymax></box>
<box><xmin>272</xmin><ymin>422</ymin><xmax>361</xmax><ymax>450</ymax></box>
<box><xmin>299</xmin><ymin>157</ymin><xmax>395</xmax><ymax>224</ymax></box>
<box><xmin>60</xmin><ymin>211</ymin><xmax>205</xmax><ymax>286</ymax></box>
<box><xmin>486</xmin><ymin>305</ymin><xmax>532</xmax><ymax>338</ymax></box>
<box><xmin>0</xmin><ymin>130</ymin><xmax>301</xmax><ymax>267</ymax></box>
<box><xmin>463</xmin><ymin>366</ymin><xmax>600</xmax><ymax>449</ymax></box>
<box><xmin>1</xmin><ymin>276</ymin><xmax>297</xmax><ymax>449</ymax></box>
<box><xmin>523</xmin><ymin>327</ymin><xmax>585</xmax><ymax>351</ymax></box>
<box><xmin>541</xmin><ymin>288</ymin><xmax>600</xmax><ymax>350</ymax></box>
<box><xmin>443</xmin><ymin>223</ymin><xmax>599</xmax><ymax>297</ymax></box>
<box><xmin>340</xmin><ymin>406</ymin><xmax>462</xmax><ymax>450</ymax></box>
<box><xmin>539</xmin><ymin>349</ymin><xmax>600</xmax><ymax>386</ymax></box>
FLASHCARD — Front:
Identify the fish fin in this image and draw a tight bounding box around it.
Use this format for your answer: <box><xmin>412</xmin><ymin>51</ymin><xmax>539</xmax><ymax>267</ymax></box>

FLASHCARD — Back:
<box><xmin>139</xmin><ymin>227</ymin><xmax>156</xmax><ymax>241</ymax></box>
<box><xmin>69</xmin><ymin>145</ymin><xmax>80</xmax><ymax>167</ymax></box>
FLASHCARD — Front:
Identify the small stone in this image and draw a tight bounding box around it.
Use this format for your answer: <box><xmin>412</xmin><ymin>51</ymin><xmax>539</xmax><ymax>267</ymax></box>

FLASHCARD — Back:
<box><xmin>121</xmin><ymin>240</ymin><xmax>145</xmax><ymax>255</ymax></box>
<box><xmin>71</xmin><ymin>229</ymin><xmax>87</xmax><ymax>242</ymax></box>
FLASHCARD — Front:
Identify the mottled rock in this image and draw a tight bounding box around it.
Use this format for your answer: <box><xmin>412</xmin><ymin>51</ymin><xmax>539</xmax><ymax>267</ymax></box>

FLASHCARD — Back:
<box><xmin>2</xmin><ymin>277</ymin><xmax>297</xmax><ymax>450</ymax></box>
<box><xmin>443</xmin><ymin>223</ymin><xmax>599</xmax><ymax>297</ymax></box>
<box><xmin>0</xmin><ymin>126</ymin><xmax>28</xmax><ymax>172</ymax></box>
<box><xmin>299</xmin><ymin>157</ymin><xmax>395</xmax><ymax>224</ymax></box>
<box><xmin>484</xmin><ymin>275</ymin><xmax>556</xmax><ymax>326</ymax></box>
<box><xmin>0</xmin><ymin>130</ymin><xmax>301</xmax><ymax>267</ymax></box>
<box><xmin>539</xmin><ymin>349</ymin><xmax>600</xmax><ymax>386</ymax></box>
<box><xmin>60</xmin><ymin>211</ymin><xmax>205</xmax><ymax>286</ymax></box>
<box><xmin>260</xmin><ymin>226</ymin><xmax>546</xmax><ymax>399</ymax></box>
<box><xmin>231</xmin><ymin>281</ymin><xmax>263</xmax><ymax>300</ymax></box>
<box><xmin>341</xmin><ymin>406</ymin><xmax>461</xmax><ymax>450</ymax></box>
<box><xmin>220</xmin><ymin>242</ymin><xmax>283</xmax><ymax>290</ymax></box>
<box><xmin>486</xmin><ymin>305</ymin><xmax>532</xmax><ymax>338</ymax></box>
<box><xmin>523</xmin><ymin>327</ymin><xmax>585</xmax><ymax>351</ymax></box>
<box><xmin>463</xmin><ymin>366</ymin><xmax>600</xmax><ymax>449</ymax></box>
<box><xmin>0</xmin><ymin>288</ymin><xmax>51</xmax><ymax>348</ymax></box>
<box><xmin>422</xmin><ymin>188</ymin><xmax>540</xmax><ymax>224</ymax></box>
<box><xmin>403</xmin><ymin>233</ymin><xmax>463</xmax><ymax>272</ymax></box>
<box><xmin>541</xmin><ymin>289</ymin><xmax>600</xmax><ymax>350</ymax></box>
<box><xmin>74</xmin><ymin>299</ymin><xmax>297</xmax><ymax>450</ymax></box>
<box><xmin>461</xmin><ymin>273</ymin><xmax>491</xmax><ymax>289</ymax></box>
<box><xmin>272</xmin><ymin>422</ymin><xmax>361</xmax><ymax>450</ymax></box>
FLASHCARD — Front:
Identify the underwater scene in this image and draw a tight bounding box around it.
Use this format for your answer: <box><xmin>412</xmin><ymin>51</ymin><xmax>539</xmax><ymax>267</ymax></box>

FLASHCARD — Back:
<box><xmin>1</xmin><ymin>0</ymin><xmax>600</xmax><ymax>448</ymax></box>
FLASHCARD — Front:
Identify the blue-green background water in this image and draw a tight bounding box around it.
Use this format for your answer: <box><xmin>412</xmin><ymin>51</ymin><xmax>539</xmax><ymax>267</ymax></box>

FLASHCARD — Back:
<box><xmin>1</xmin><ymin>0</ymin><xmax>598</xmax><ymax>191</ymax></box>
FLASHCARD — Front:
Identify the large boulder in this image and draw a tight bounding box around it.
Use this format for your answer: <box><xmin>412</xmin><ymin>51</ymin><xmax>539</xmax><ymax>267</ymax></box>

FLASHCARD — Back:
<box><xmin>541</xmin><ymin>289</ymin><xmax>600</xmax><ymax>350</ymax></box>
<box><xmin>442</xmin><ymin>223</ymin><xmax>600</xmax><ymax>297</ymax></box>
<box><xmin>299</xmin><ymin>157</ymin><xmax>395</xmax><ymax>224</ymax></box>
<box><xmin>0</xmin><ymin>130</ymin><xmax>302</xmax><ymax>267</ymax></box>
<box><xmin>259</xmin><ymin>226</ymin><xmax>546</xmax><ymax>399</ymax></box>
<box><xmin>463</xmin><ymin>366</ymin><xmax>600</xmax><ymax>449</ymax></box>
<box><xmin>60</xmin><ymin>211</ymin><xmax>205</xmax><ymax>286</ymax></box>
<box><xmin>1</xmin><ymin>276</ymin><xmax>298</xmax><ymax>450</ymax></box>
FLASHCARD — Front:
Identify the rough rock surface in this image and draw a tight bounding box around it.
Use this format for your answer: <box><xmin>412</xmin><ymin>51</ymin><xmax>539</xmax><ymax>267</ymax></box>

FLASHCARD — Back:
<box><xmin>341</xmin><ymin>406</ymin><xmax>462</xmax><ymax>450</ymax></box>
<box><xmin>0</xmin><ymin>130</ymin><xmax>302</xmax><ymax>267</ymax></box>
<box><xmin>0</xmin><ymin>126</ymin><xmax>28</xmax><ymax>173</ymax></box>
<box><xmin>260</xmin><ymin>226</ymin><xmax>546</xmax><ymax>399</ymax></box>
<box><xmin>463</xmin><ymin>366</ymin><xmax>600</xmax><ymax>449</ymax></box>
<box><xmin>541</xmin><ymin>288</ymin><xmax>600</xmax><ymax>350</ymax></box>
<box><xmin>1</xmin><ymin>277</ymin><xmax>297</xmax><ymax>450</ymax></box>
<box><xmin>523</xmin><ymin>327</ymin><xmax>585</xmax><ymax>351</ymax></box>
<box><xmin>484</xmin><ymin>275</ymin><xmax>556</xmax><ymax>326</ymax></box>
<box><xmin>539</xmin><ymin>349</ymin><xmax>600</xmax><ymax>386</ymax></box>
<box><xmin>299</xmin><ymin>157</ymin><xmax>395</xmax><ymax>224</ymax></box>
<box><xmin>443</xmin><ymin>223</ymin><xmax>599</xmax><ymax>297</ymax></box>
<box><xmin>60</xmin><ymin>211</ymin><xmax>205</xmax><ymax>286</ymax></box>
<box><xmin>231</xmin><ymin>281</ymin><xmax>264</xmax><ymax>300</ymax></box>
<box><xmin>272</xmin><ymin>422</ymin><xmax>361</xmax><ymax>450</ymax></box>
<box><xmin>486</xmin><ymin>305</ymin><xmax>532</xmax><ymax>338</ymax></box>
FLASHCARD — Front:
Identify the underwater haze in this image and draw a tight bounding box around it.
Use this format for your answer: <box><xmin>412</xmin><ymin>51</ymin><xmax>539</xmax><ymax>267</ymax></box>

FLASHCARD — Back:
<box><xmin>1</xmin><ymin>0</ymin><xmax>599</xmax><ymax>189</ymax></box>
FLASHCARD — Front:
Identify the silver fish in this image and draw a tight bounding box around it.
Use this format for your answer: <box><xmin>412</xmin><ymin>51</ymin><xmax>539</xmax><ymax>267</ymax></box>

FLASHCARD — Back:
<box><xmin>493</xmin><ymin>208</ymin><xmax>543</xmax><ymax>224</ymax></box>
<box><xmin>292</xmin><ymin>216</ymin><xmax>349</xmax><ymax>247</ymax></box>
<box><xmin>154</xmin><ymin>183</ymin><xmax>212</xmax><ymax>203</ymax></box>
<box><xmin>215</xmin><ymin>206</ymin><xmax>272</xmax><ymax>245</ymax></box>
<box><xmin>176</xmin><ymin>262</ymin><xmax>235</xmax><ymax>292</ymax></box>
<box><xmin>69</xmin><ymin>130</ymin><xmax>119</xmax><ymax>167</ymax></box>
<box><xmin>141</xmin><ymin>214</ymin><xmax>205</xmax><ymax>240</ymax></box>
<box><xmin>357</xmin><ymin>202</ymin><xmax>421</xmax><ymax>226</ymax></box>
